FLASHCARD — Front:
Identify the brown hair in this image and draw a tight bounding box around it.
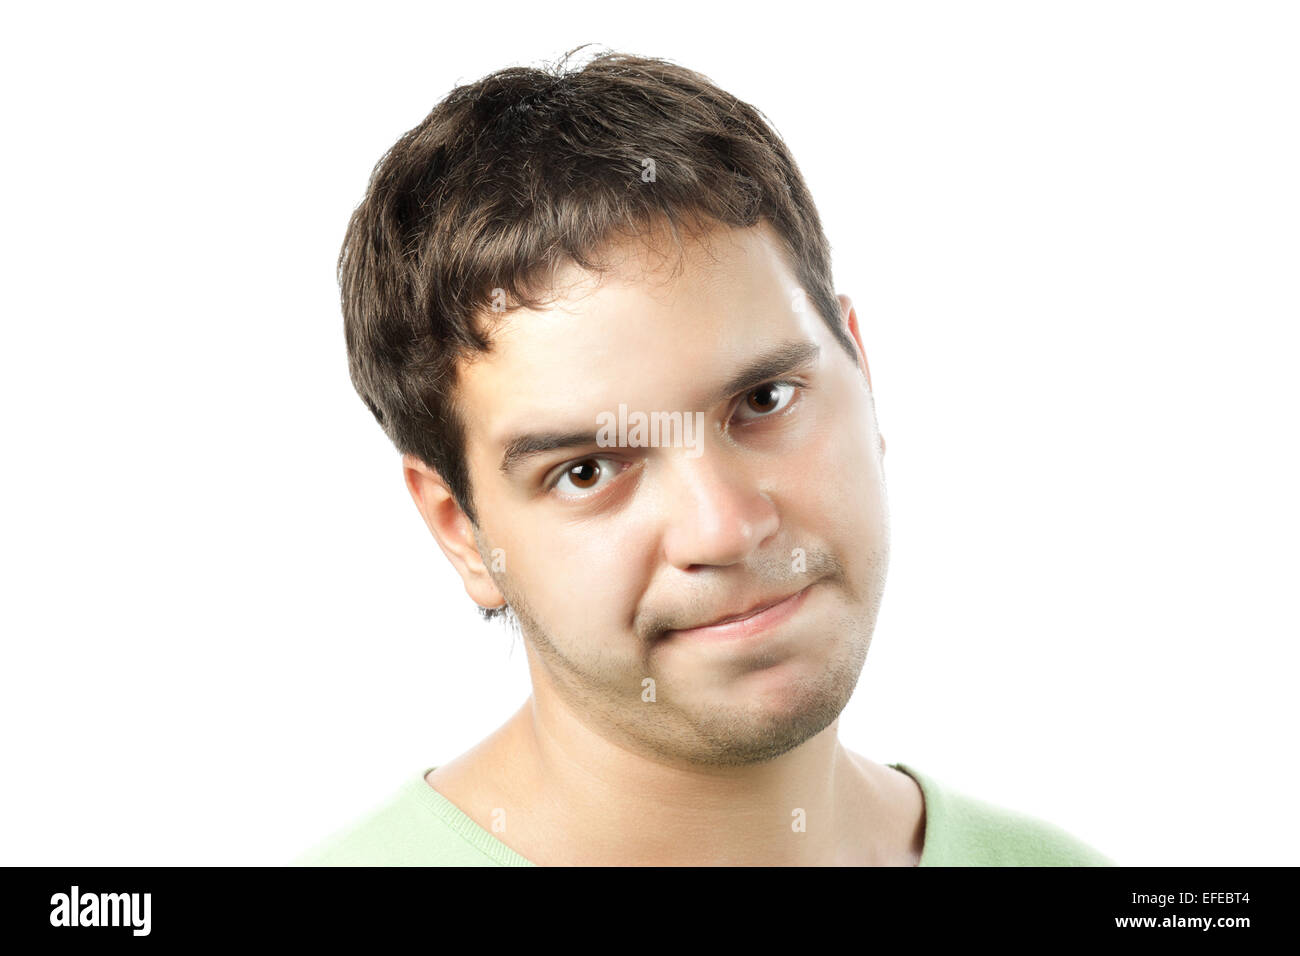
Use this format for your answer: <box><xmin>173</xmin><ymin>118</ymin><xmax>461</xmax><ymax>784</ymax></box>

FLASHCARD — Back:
<box><xmin>338</xmin><ymin>45</ymin><xmax>858</xmax><ymax>621</ymax></box>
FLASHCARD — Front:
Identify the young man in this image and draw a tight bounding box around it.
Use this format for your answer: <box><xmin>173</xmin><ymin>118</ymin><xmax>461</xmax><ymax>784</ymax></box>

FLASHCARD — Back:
<box><xmin>295</xmin><ymin>49</ymin><xmax>1114</xmax><ymax>866</ymax></box>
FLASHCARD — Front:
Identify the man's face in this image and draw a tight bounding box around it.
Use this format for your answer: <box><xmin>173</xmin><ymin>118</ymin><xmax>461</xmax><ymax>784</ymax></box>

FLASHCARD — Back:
<box><xmin>439</xmin><ymin>220</ymin><xmax>888</xmax><ymax>767</ymax></box>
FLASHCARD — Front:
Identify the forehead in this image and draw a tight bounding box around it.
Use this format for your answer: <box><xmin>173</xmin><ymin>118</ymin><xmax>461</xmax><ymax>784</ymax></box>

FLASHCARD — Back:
<box><xmin>456</xmin><ymin>220</ymin><xmax>818</xmax><ymax>465</ymax></box>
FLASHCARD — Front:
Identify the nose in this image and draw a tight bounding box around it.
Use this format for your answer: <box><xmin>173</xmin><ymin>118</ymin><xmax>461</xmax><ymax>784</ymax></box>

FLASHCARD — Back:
<box><xmin>658</xmin><ymin>444</ymin><xmax>781</xmax><ymax>570</ymax></box>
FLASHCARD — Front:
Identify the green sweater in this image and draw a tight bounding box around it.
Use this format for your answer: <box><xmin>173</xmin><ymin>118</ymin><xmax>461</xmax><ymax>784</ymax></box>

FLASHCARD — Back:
<box><xmin>292</xmin><ymin>761</ymin><xmax>1115</xmax><ymax>866</ymax></box>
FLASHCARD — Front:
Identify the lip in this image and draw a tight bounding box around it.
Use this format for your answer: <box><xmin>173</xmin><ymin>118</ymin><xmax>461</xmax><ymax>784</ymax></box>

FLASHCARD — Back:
<box><xmin>664</xmin><ymin>583</ymin><xmax>815</xmax><ymax>642</ymax></box>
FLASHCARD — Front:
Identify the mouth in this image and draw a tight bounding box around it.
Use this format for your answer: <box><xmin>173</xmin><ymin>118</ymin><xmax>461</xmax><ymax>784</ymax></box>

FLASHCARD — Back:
<box><xmin>663</xmin><ymin>583</ymin><xmax>816</xmax><ymax>643</ymax></box>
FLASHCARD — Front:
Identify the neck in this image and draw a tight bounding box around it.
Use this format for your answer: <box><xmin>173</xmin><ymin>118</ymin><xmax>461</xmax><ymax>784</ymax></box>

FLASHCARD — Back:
<box><xmin>482</xmin><ymin>689</ymin><xmax>911</xmax><ymax>866</ymax></box>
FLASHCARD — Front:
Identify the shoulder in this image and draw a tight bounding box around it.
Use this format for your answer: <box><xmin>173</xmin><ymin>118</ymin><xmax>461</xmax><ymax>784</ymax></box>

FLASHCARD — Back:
<box><xmin>290</xmin><ymin>770</ymin><xmax>534</xmax><ymax>867</ymax></box>
<box><xmin>890</xmin><ymin>762</ymin><xmax>1116</xmax><ymax>867</ymax></box>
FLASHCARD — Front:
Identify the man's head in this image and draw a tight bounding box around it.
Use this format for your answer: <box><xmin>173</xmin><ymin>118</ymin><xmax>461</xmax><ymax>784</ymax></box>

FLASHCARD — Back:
<box><xmin>340</xmin><ymin>48</ymin><xmax>890</xmax><ymax>767</ymax></box>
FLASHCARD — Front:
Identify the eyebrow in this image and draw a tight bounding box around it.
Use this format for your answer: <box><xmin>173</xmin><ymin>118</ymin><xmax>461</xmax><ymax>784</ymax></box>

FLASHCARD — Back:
<box><xmin>497</xmin><ymin>339</ymin><xmax>822</xmax><ymax>478</ymax></box>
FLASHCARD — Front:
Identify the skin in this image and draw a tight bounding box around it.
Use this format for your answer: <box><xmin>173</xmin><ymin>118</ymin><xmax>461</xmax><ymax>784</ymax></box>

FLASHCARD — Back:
<box><xmin>403</xmin><ymin>218</ymin><xmax>924</xmax><ymax>865</ymax></box>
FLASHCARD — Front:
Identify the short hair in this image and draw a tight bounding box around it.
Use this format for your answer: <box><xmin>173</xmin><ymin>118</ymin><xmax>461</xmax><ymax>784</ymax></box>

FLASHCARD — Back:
<box><xmin>338</xmin><ymin>45</ymin><xmax>858</xmax><ymax>623</ymax></box>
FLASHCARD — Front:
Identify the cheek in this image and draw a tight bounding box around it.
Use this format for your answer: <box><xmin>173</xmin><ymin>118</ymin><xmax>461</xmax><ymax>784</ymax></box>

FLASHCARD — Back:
<box><xmin>778</xmin><ymin>388</ymin><xmax>885</xmax><ymax>538</ymax></box>
<box><xmin>560</xmin><ymin>533</ymin><xmax>642</xmax><ymax>626</ymax></box>
<box><xmin>493</xmin><ymin>508</ymin><xmax>648</xmax><ymax>640</ymax></box>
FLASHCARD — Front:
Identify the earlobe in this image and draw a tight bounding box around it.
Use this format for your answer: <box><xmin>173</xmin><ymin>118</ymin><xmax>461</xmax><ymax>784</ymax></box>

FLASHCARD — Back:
<box><xmin>401</xmin><ymin>454</ymin><xmax>506</xmax><ymax>611</ymax></box>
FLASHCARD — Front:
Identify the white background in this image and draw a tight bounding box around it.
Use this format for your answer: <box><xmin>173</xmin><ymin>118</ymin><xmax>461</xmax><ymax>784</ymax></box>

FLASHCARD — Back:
<box><xmin>2</xmin><ymin>1</ymin><xmax>1295</xmax><ymax>866</ymax></box>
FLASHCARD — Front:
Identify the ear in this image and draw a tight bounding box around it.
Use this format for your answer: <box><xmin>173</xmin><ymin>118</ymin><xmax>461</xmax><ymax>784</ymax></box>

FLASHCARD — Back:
<box><xmin>837</xmin><ymin>293</ymin><xmax>873</xmax><ymax>390</ymax></box>
<box><xmin>837</xmin><ymin>294</ymin><xmax>885</xmax><ymax>457</ymax></box>
<box><xmin>402</xmin><ymin>454</ymin><xmax>507</xmax><ymax>612</ymax></box>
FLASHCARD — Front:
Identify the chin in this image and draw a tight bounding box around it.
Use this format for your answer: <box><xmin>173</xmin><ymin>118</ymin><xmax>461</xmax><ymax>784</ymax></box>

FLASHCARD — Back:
<box><xmin>672</xmin><ymin>663</ymin><xmax>863</xmax><ymax>767</ymax></box>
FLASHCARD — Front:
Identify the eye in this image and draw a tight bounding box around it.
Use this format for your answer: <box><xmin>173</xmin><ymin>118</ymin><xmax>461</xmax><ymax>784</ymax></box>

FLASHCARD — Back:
<box><xmin>547</xmin><ymin>457</ymin><xmax>625</xmax><ymax>498</ymax></box>
<box><xmin>732</xmin><ymin>381</ymin><xmax>801</xmax><ymax>423</ymax></box>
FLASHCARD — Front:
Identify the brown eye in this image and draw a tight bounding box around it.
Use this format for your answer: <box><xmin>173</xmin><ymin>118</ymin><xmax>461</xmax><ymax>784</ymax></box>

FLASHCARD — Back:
<box><xmin>566</xmin><ymin>460</ymin><xmax>601</xmax><ymax>489</ymax></box>
<box><xmin>550</xmin><ymin>457</ymin><xmax>622</xmax><ymax>498</ymax></box>
<box><xmin>746</xmin><ymin>384</ymin><xmax>781</xmax><ymax>413</ymax></box>
<box><xmin>735</xmin><ymin>381</ymin><xmax>799</xmax><ymax>422</ymax></box>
